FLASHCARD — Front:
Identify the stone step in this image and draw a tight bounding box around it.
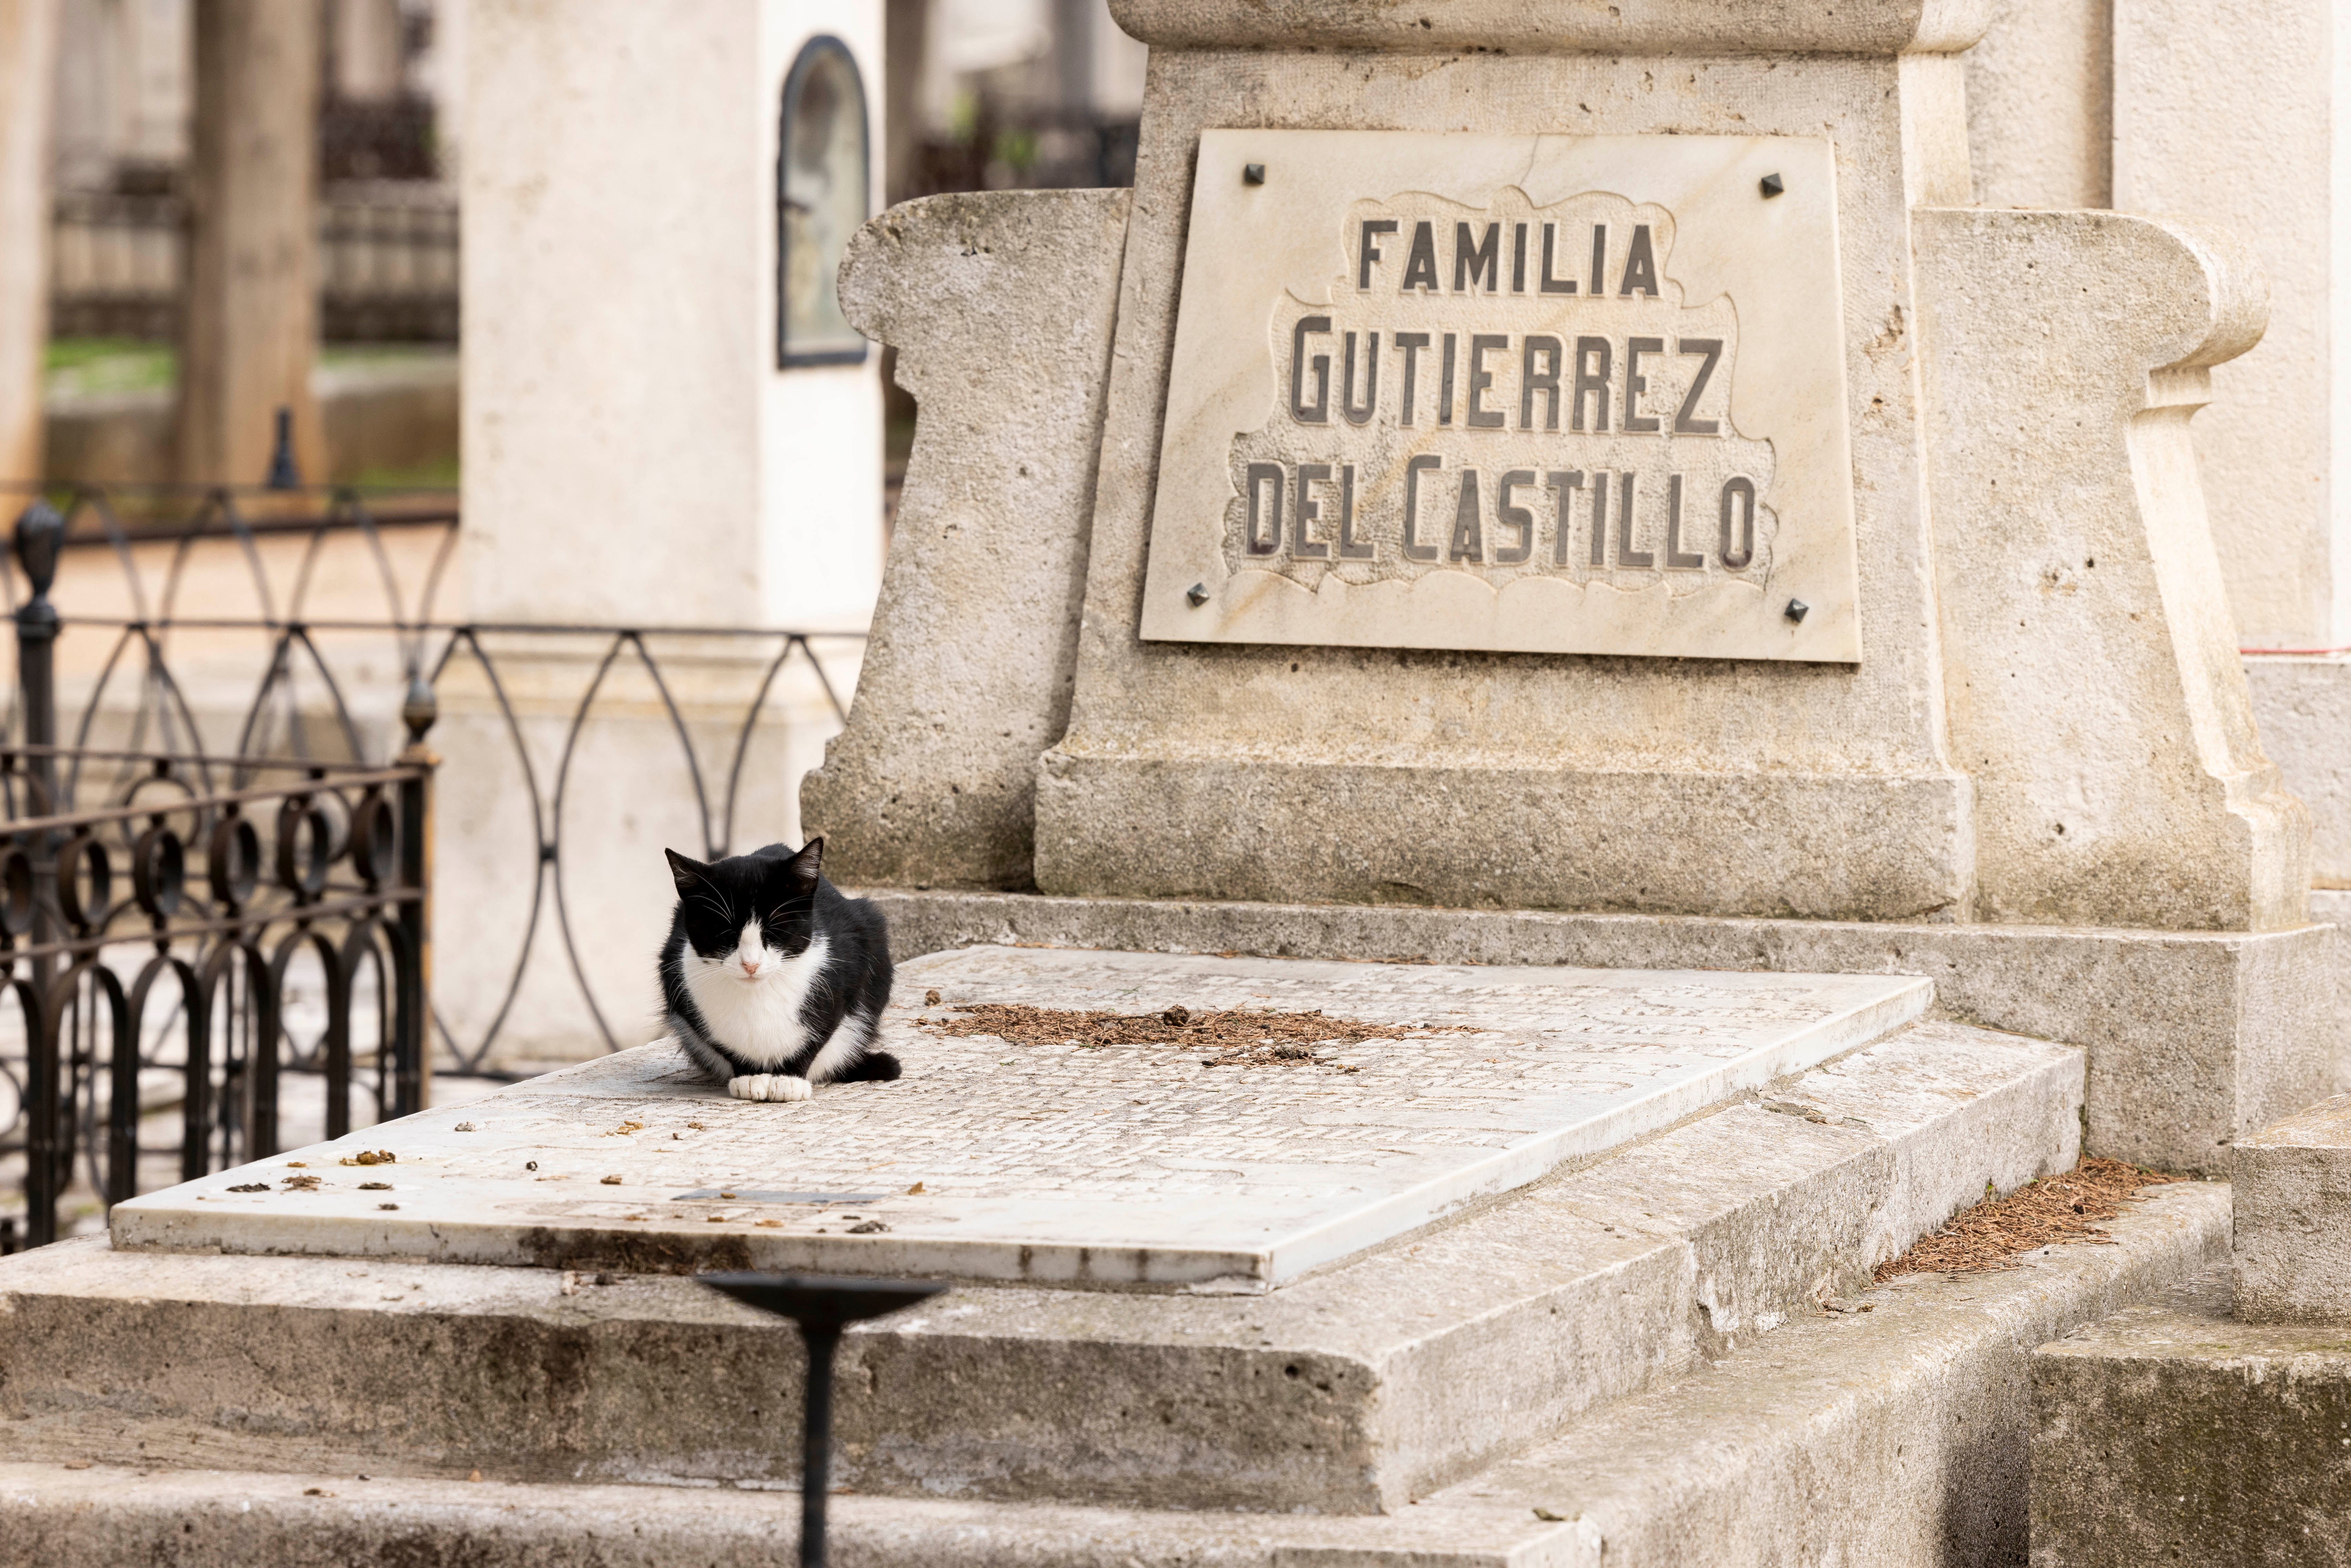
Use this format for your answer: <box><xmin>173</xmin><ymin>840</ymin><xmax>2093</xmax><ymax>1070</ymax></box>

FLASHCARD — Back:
<box><xmin>0</xmin><ymin>1181</ymin><xmax>2227</xmax><ymax>1567</ymax></box>
<box><xmin>0</xmin><ymin>1020</ymin><xmax>2083</xmax><ymax>1514</ymax></box>
<box><xmin>2031</xmin><ymin>1264</ymin><xmax>2351</xmax><ymax>1567</ymax></box>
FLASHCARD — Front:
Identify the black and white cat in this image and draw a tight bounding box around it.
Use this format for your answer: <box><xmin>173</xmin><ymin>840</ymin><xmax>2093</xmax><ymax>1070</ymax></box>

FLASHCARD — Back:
<box><xmin>658</xmin><ymin>838</ymin><xmax>899</xmax><ymax>1102</ymax></box>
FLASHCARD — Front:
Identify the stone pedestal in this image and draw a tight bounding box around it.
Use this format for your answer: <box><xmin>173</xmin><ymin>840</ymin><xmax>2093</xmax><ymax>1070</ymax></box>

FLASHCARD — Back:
<box><xmin>2031</xmin><ymin>1092</ymin><xmax>2351</xmax><ymax>1562</ymax></box>
<box><xmin>998</xmin><ymin>4</ymin><xmax>2302</xmax><ymax>928</ymax></box>
<box><xmin>800</xmin><ymin>190</ymin><xmax>1131</xmax><ymax>889</ymax></box>
<box><xmin>1967</xmin><ymin>1</ymin><xmax>2351</xmax><ymax>1090</ymax></box>
<box><xmin>2232</xmin><ymin>1091</ymin><xmax>2351</xmax><ymax>1322</ymax></box>
<box><xmin>2032</xmin><ymin>1270</ymin><xmax>2351</xmax><ymax>1568</ymax></box>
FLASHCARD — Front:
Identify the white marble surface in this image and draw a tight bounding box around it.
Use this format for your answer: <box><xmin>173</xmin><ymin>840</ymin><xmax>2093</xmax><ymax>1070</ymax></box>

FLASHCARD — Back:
<box><xmin>1139</xmin><ymin>130</ymin><xmax>1860</xmax><ymax>661</ymax></box>
<box><xmin>113</xmin><ymin>947</ymin><xmax>1930</xmax><ymax>1289</ymax></box>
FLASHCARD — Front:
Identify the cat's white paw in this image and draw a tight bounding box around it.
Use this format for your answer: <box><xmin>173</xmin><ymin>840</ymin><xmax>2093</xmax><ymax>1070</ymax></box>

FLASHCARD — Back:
<box><xmin>727</xmin><ymin>1073</ymin><xmax>812</xmax><ymax>1103</ymax></box>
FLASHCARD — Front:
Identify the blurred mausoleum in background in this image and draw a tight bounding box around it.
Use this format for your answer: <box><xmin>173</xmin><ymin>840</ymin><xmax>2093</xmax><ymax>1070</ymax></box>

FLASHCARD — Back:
<box><xmin>50</xmin><ymin>0</ymin><xmax>458</xmax><ymax>347</ymax></box>
<box><xmin>33</xmin><ymin>0</ymin><xmax>1142</xmax><ymax>487</ymax></box>
<box><xmin>41</xmin><ymin>0</ymin><xmax>1140</xmax><ymax>353</ymax></box>
<box><xmin>904</xmin><ymin>0</ymin><xmax>1145</xmax><ymax>195</ymax></box>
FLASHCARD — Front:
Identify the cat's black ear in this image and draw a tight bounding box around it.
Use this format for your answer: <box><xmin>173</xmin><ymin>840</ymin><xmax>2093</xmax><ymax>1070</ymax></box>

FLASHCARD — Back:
<box><xmin>784</xmin><ymin>836</ymin><xmax>824</xmax><ymax>895</ymax></box>
<box><xmin>663</xmin><ymin>848</ymin><xmax>709</xmax><ymax>895</ymax></box>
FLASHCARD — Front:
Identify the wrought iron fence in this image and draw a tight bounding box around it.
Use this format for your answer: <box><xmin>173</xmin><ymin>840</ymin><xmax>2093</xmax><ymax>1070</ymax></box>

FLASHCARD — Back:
<box><xmin>2</xmin><ymin>501</ymin><xmax>433</xmax><ymax>1250</ymax></box>
<box><xmin>0</xmin><ymin>480</ymin><xmax>864</xmax><ymax>1250</ymax></box>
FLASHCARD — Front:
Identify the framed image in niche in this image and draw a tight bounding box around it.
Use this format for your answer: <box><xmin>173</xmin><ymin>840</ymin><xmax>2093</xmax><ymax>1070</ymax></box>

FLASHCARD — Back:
<box><xmin>777</xmin><ymin>35</ymin><xmax>872</xmax><ymax>368</ymax></box>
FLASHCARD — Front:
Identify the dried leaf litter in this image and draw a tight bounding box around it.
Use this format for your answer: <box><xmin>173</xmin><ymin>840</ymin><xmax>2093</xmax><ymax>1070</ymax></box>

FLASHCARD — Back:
<box><xmin>915</xmin><ymin>1001</ymin><xmax>1472</xmax><ymax>1068</ymax></box>
<box><xmin>1874</xmin><ymin>1156</ymin><xmax>2187</xmax><ymax>1280</ymax></box>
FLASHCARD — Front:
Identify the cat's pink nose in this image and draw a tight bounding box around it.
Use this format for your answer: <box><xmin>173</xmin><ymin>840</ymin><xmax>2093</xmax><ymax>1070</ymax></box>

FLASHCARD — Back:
<box><xmin>739</xmin><ymin>958</ymin><xmax>761</xmax><ymax>977</ymax></box>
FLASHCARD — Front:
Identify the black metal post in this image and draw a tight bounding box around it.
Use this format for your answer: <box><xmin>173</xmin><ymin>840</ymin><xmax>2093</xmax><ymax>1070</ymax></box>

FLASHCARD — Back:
<box><xmin>798</xmin><ymin>1323</ymin><xmax>839</xmax><ymax>1565</ymax></box>
<box><xmin>700</xmin><ymin>1273</ymin><xmax>948</xmax><ymax>1568</ymax></box>
<box><xmin>14</xmin><ymin>501</ymin><xmax>62</xmax><ymax>1246</ymax></box>
<box><xmin>393</xmin><ymin>674</ymin><xmax>436</xmax><ymax>1118</ymax></box>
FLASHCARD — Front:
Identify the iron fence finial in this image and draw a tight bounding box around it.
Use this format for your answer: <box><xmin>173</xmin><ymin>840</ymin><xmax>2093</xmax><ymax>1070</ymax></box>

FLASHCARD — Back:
<box><xmin>401</xmin><ymin>673</ymin><xmax>439</xmax><ymax>748</ymax></box>
<box><xmin>13</xmin><ymin>500</ymin><xmax>62</xmax><ymax>603</ymax></box>
<box><xmin>265</xmin><ymin>408</ymin><xmax>302</xmax><ymax>490</ymax></box>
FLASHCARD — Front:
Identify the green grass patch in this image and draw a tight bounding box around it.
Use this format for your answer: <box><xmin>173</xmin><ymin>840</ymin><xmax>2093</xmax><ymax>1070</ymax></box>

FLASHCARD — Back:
<box><xmin>47</xmin><ymin>338</ymin><xmax>455</xmax><ymax>399</ymax></box>
<box><xmin>45</xmin><ymin>338</ymin><xmax>175</xmax><ymax>396</ymax></box>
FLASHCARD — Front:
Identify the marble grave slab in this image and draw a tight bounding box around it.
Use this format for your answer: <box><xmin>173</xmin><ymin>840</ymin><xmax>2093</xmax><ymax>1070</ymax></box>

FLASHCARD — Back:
<box><xmin>112</xmin><ymin>947</ymin><xmax>1932</xmax><ymax>1290</ymax></box>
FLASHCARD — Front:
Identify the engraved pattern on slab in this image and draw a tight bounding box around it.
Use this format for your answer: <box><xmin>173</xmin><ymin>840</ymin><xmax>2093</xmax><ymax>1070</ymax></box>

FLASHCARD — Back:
<box><xmin>114</xmin><ymin>947</ymin><xmax>1929</xmax><ymax>1287</ymax></box>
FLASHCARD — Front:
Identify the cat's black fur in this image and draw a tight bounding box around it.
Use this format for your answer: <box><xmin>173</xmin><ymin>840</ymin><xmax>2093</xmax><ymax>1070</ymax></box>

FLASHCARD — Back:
<box><xmin>657</xmin><ymin>837</ymin><xmax>900</xmax><ymax>1090</ymax></box>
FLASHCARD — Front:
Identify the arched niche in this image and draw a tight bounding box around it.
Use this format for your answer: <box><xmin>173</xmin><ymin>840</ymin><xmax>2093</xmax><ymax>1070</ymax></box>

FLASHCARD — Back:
<box><xmin>777</xmin><ymin>35</ymin><xmax>871</xmax><ymax>367</ymax></box>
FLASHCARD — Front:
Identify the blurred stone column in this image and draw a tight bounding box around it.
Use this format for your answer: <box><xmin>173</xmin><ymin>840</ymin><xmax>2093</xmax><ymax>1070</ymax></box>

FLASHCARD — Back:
<box><xmin>0</xmin><ymin>0</ymin><xmax>61</xmax><ymax>481</ymax></box>
<box><xmin>176</xmin><ymin>0</ymin><xmax>326</xmax><ymax>486</ymax></box>
<box><xmin>884</xmin><ymin>0</ymin><xmax>928</xmax><ymax>203</ymax></box>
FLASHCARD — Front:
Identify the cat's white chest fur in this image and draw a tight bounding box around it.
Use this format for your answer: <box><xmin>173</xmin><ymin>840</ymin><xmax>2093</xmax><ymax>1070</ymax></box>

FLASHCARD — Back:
<box><xmin>680</xmin><ymin>922</ymin><xmax>831</xmax><ymax>1069</ymax></box>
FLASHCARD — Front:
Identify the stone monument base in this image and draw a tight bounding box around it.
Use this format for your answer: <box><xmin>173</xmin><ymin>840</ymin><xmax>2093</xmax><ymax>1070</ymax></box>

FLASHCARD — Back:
<box><xmin>0</xmin><ymin>928</ymin><xmax>2235</xmax><ymax>1560</ymax></box>
<box><xmin>0</xmin><ymin>1187</ymin><xmax>2223</xmax><ymax>1565</ymax></box>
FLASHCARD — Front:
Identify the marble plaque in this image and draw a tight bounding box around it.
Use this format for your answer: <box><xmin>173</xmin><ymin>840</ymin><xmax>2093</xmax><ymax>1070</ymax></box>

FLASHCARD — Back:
<box><xmin>113</xmin><ymin>947</ymin><xmax>1928</xmax><ymax>1290</ymax></box>
<box><xmin>1138</xmin><ymin>130</ymin><xmax>1860</xmax><ymax>661</ymax></box>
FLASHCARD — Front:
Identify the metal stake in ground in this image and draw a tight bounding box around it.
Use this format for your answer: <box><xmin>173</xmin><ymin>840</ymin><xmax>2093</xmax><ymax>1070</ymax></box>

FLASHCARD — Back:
<box><xmin>699</xmin><ymin>1272</ymin><xmax>948</xmax><ymax>1567</ymax></box>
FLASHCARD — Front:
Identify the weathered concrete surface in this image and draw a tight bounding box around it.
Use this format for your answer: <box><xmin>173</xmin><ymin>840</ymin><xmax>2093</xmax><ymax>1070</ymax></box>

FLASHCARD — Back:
<box><xmin>2233</xmin><ymin>1092</ymin><xmax>2351</xmax><ymax>1323</ymax></box>
<box><xmin>1444</xmin><ymin>1181</ymin><xmax>2229</xmax><ymax>1567</ymax></box>
<box><xmin>0</xmin><ymin>1023</ymin><xmax>2080</xmax><ymax>1514</ymax></box>
<box><xmin>864</xmin><ymin>888</ymin><xmax>2331</xmax><ymax>1176</ymax></box>
<box><xmin>2247</xmin><ymin>656</ymin><xmax>2351</xmax><ymax>889</ymax></box>
<box><xmin>802</xmin><ymin>190</ymin><xmax>1130</xmax><ymax>890</ymax></box>
<box><xmin>2113</xmin><ymin>0</ymin><xmax>2344</xmax><ymax>654</ymax></box>
<box><xmin>2316</xmin><ymin>886</ymin><xmax>2351</xmax><ymax>1096</ymax></box>
<box><xmin>2031</xmin><ymin>1268</ymin><xmax>2351</xmax><ymax>1568</ymax></box>
<box><xmin>1913</xmin><ymin>206</ymin><xmax>2307</xmax><ymax>933</ymax></box>
<box><xmin>0</xmin><ymin>1462</ymin><xmax>1561</xmax><ymax>1568</ymax></box>
<box><xmin>1965</xmin><ymin>0</ymin><xmax>2109</xmax><ymax>209</ymax></box>
<box><xmin>0</xmin><ymin>1179</ymin><xmax>2225</xmax><ymax>1567</ymax></box>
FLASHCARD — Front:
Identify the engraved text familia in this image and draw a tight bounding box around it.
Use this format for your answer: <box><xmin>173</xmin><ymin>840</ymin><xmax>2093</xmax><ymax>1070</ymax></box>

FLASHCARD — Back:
<box><xmin>1224</xmin><ymin>189</ymin><xmax>1777</xmax><ymax>591</ymax></box>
